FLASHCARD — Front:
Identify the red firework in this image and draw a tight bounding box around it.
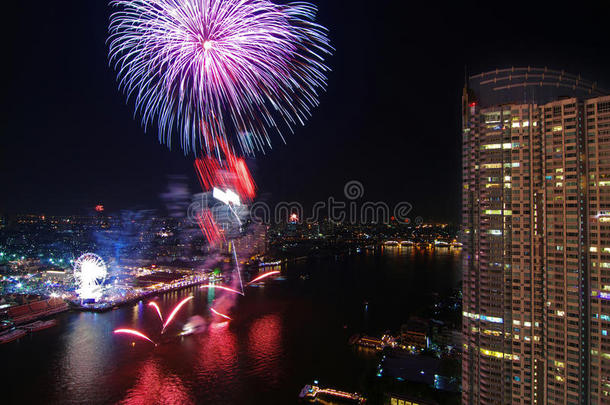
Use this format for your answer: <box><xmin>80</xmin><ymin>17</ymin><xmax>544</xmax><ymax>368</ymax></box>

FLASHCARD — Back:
<box><xmin>195</xmin><ymin>210</ymin><xmax>224</xmax><ymax>245</ymax></box>
<box><xmin>194</xmin><ymin>136</ymin><xmax>256</xmax><ymax>202</ymax></box>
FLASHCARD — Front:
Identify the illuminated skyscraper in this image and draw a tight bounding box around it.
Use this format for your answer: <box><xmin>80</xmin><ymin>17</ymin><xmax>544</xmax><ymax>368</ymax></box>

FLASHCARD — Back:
<box><xmin>461</xmin><ymin>67</ymin><xmax>610</xmax><ymax>404</ymax></box>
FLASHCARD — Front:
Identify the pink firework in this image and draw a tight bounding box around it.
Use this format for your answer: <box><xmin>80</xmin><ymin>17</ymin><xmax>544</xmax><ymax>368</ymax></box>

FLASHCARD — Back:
<box><xmin>194</xmin><ymin>137</ymin><xmax>256</xmax><ymax>201</ymax></box>
<box><xmin>109</xmin><ymin>0</ymin><xmax>332</xmax><ymax>155</ymax></box>
<box><xmin>148</xmin><ymin>302</ymin><xmax>164</xmax><ymax>323</ymax></box>
<box><xmin>114</xmin><ymin>329</ymin><xmax>157</xmax><ymax>345</ymax></box>
<box><xmin>210</xmin><ymin>308</ymin><xmax>233</xmax><ymax>321</ymax></box>
<box><xmin>195</xmin><ymin>210</ymin><xmax>224</xmax><ymax>246</ymax></box>
<box><xmin>162</xmin><ymin>296</ymin><xmax>194</xmax><ymax>332</ymax></box>
<box><xmin>201</xmin><ymin>284</ymin><xmax>244</xmax><ymax>296</ymax></box>
<box><xmin>247</xmin><ymin>271</ymin><xmax>281</xmax><ymax>285</ymax></box>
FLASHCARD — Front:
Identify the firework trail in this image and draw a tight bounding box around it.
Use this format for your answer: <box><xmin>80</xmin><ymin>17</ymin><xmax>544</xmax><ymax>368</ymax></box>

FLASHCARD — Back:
<box><xmin>232</xmin><ymin>242</ymin><xmax>245</xmax><ymax>294</ymax></box>
<box><xmin>195</xmin><ymin>210</ymin><xmax>224</xmax><ymax>246</ymax></box>
<box><xmin>162</xmin><ymin>296</ymin><xmax>194</xmax><ymax>333</ymax></box>
<box><xmin>109</xmin><ymin>0</ymin><xmax>332</xmax><ymax>155</ymax></box>
<box><xmin>247</xmin><ymin>271</ymin><xmax>281</xmax><ymax>286</ymax></box>
<box><xmin>201</xmin><ymin>284</ymin><xmax>244</xmax><ymax>296</ymax></box>
<box><xmin>194</xmin><ymin>137</ymin><xmax>256</xmax><ymax>201</ymax></box>
<box><xmin>148</xmin><ymin>302</ymin><xmax>164</xmax><ymax>323</ymax></box>
<box><xmin>114</xmin><ymin>329</ymin><xmax>157</xmax><ymax>345</ymax></box>
<box><xmin>210</xmin><ymin>308</ymin><xmax>233</xmax><ymax>321</ymax></box>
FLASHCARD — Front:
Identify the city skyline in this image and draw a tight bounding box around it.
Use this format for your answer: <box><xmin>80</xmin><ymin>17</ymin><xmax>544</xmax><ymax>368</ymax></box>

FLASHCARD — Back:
<box><xmin>4</xmin><ymin>1</ymin><xmax>610</xmax><ymax>404</ymax></box>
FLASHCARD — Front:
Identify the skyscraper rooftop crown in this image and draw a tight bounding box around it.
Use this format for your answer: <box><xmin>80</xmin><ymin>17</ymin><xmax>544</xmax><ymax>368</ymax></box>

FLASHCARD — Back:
<box><xmin>469</xmin><ymin>66</ymin><xmax>608</xmax><ymax>106</ymax></box>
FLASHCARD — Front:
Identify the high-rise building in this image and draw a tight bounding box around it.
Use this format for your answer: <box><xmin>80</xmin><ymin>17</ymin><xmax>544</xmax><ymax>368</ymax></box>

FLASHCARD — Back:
<box><xmin>461</xmin><ymin>67</ymin><xmax>610</xmax><ymax>404</ymax></box>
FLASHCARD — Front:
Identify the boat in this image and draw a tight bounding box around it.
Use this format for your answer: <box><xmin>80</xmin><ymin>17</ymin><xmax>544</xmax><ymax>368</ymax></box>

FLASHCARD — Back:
<box><xmin>259</xmin><ymin>260</ymin><xmax>282</xmax><ymax>267</ymax></box>
<box><xmin>22</xmin><ymin>319</ymin><xmax>57</xmax><ymax>332</ymax></box>
<box><xmin>299</xmin><ymin>384</ymin><xmax>366</xmax><ymax>404</ymax></box>
<box><xmin>0</xmin><ymin>328</ymin><xmax>27</xmax><ymax>344</ymax></box>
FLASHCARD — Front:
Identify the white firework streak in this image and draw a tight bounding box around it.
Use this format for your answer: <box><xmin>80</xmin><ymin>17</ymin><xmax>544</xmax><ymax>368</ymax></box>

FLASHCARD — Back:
<box><xmin>232</xmin><ymin>240</ymin><xmax>244</xmax><ymax>295</ymax></box>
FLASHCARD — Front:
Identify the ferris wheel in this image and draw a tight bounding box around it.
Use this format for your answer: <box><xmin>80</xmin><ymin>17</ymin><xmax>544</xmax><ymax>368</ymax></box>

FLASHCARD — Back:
<box><xmin>73</xmin><ymin>253</ymin><xmax>107</xmax><ymax>300</ymax></box>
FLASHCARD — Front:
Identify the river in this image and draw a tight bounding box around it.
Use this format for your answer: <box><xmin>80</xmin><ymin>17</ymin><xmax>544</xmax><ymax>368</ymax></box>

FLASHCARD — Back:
<box><xmin>2</xmin><ymin>247</ymin><xmax>461</xmax><ymax>404</ymax></box>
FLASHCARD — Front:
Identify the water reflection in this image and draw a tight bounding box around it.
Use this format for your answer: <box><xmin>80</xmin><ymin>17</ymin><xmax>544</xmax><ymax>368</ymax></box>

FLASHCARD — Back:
<box><xmin>2</xmin><ymin>249</ymin><xmax>461</xmax><ymax>404</ymax></box>
<box><xmin>247</xmin><ymin>314</ymin><xmax>282</xmax><ymax>384</ymax></box>
<box><xmin>195</xmin><ymin>321</ymin><xmax>237</xmax><ymax>377</ymax></box>
<box><xmin>120</xmin><ymin>358</ymin><xmax>192</xmax><ymax>405</ymax></box>
<box><xmin>58</xmin><ymin>313</ymin><xmax>115</xmax><ymax>403</ymax></box>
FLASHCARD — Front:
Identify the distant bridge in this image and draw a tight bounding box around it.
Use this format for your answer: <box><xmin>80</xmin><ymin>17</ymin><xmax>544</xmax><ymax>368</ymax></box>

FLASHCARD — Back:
<box><xmin>382</xmin><ymin>240</ymin><xmax>462</xmax><ymax>248</ymax></box>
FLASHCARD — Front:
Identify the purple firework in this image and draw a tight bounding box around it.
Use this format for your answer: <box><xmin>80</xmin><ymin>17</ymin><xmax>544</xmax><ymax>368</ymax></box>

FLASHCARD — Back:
<box><xmin>108</xmin><ymin>0</ymin><xmax>332</xmax><ymax>155</ymax></box>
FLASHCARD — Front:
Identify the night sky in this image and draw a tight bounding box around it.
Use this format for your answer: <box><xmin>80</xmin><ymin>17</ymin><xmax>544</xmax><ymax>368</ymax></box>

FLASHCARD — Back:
<box><xmin>2</xmin><ymin>1</ymin><xmax>610</xmax><ymax>222</ymax></box>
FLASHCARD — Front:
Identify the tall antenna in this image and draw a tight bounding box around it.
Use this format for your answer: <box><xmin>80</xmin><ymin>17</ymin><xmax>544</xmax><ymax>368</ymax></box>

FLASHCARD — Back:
<box><xmin>464</xmin><ymin>65</ymin><xmax>468</xmax><ymax>88</ymax></box>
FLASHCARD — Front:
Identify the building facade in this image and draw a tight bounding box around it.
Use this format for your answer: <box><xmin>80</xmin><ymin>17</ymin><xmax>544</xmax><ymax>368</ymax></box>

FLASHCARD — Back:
<box><xmin>461</xmin><ymin>67</ymin><xmax>610</xmax><ymax>404</ymax></box>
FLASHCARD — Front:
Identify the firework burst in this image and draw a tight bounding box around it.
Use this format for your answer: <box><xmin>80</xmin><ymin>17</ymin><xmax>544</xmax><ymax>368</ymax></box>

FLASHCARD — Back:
<box><xmin>109</xmin><ymin>0</ymin><xmax>332</xmax><ymax>155</ymax></box>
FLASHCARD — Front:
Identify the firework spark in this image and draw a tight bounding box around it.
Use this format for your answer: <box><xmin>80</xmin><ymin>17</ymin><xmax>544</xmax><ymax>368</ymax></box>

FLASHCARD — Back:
<box><xmin>195</xmin><ymin>210</ymin><xmax>224</xmax><ymax>245</ymax></box>
<box><xmin>109</xmin><ymin>0</ymin><xmax>332</xmax><ymax>155</ymax></box>
<box><xmin>232</xmin><ymin>241</ymin><xmax>245</xmax><ymax>294</ymax></box>
<box><xmin>114</xmin><ymin>329</ymin><xmax>157</xmax><ymax>345</ymax></box>
<box><xmin>148</xmin><ymin>302</ymin><xmax>164</xmax><ymax>323</ymax></box>
<box><xmin>201</xmin><ymin>284</ymin><xmax>244</xmax><ymax>296</ymax></box>
<box><xmin>210</xmin><ymin>308</ymin><xmax>233</xmax><ymax>321</ymax></box>
<box><xmin>194</xmin><ymin>137</ymin><xmax>256</xmax><ymax>200</ymax></box>
<box><xmin>247</xmin><ymin>271</ymin><xmax>281</xmax><ymax>285</ymax></box>
<box><xmin>162</xmin><ymin>296</ymin><xmax>194</xmax><ymax>332</ymax></box>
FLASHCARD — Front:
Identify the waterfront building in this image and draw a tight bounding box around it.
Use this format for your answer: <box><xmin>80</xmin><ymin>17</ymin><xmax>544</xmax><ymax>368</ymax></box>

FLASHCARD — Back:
<box><xmin>387</xmin><ymin>393</ymin><xmax>438</xmax><ymax>405</ymax></box>
<box><xmin>461</xmin><ymin>67</ymin><xmax>610</xmax><ymax>404</ymax></box>
<box><xmin>401</xmin><ymin>319</ymin><xmax>428</xmax><ymax>350</ymax></box>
